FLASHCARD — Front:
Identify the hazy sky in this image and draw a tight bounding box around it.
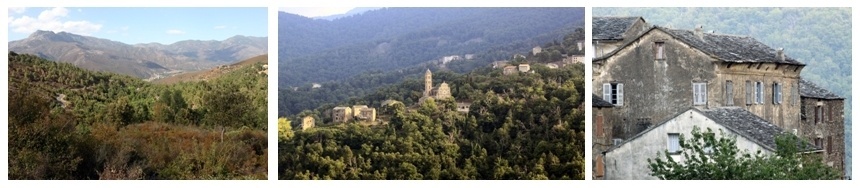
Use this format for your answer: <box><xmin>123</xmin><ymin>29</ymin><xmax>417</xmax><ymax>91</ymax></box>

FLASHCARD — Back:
<box><xmin>7</xmin><ymin>7</ymin><xmax>267</xmax><ymax>44</ymax></box>
<box><xmin>279</xmin><ymin>7</ymin><xmax>355</xmax><ymax>18</ymax></box>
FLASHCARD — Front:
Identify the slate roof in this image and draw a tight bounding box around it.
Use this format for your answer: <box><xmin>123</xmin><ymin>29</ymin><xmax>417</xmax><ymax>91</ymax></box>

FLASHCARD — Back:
<box><xmin>663</xmin><ymin>27</ymin><xmax>804</xmax><ymax>65</ymax></box>
<box><xmin>592</xmin><ymin>94</ymin><xmax>614</xmax><ymax>107</ymax></box>
<box><xmin>593</xmin><ymin>17</ymin><xmax>643</xmax><ymax>40</ymax></box>
<box><xmin>799</xmin><ymin>78</ymin><xmax>844</xmax><ymax>99</ymax></box>
<box><xmin>594</xmin><ymin>25</ymin><xmax>806</xmax><ymax>66</ymax></box>
<box><xmin>701</xmin><ymin>107</ymin><xmax>820</xmax><ymax>152</ymax></box>
<box><xmin>603</xmin><ymin>107</ymin><xmax>820</xmax><ymax>154</ymax></box>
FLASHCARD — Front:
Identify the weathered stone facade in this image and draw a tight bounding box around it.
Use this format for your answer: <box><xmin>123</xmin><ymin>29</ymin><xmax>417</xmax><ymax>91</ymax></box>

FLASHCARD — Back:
<box><xmin>799</xmin><ymin>79</ymin><xmax>846</xmax><ymax>176</ymax></box>
<box><xmin>592</xmin><ymin>17</ymin><xmax>845</xmax><ymax>179</ymax></box>
<box><xmin>332</xmin><ymin>106</ymin><xmax>353</xmax><ymax>123</ymax></box>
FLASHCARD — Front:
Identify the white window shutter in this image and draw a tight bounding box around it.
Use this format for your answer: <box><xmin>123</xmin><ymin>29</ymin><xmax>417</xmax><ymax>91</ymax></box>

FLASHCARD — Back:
<box><xmin>617</xmin><ymin>83</ymin><xmax>624</xmax><ymax>106</ymax></box>
<box><xmin>778</xmin><ymin>83</ymin><xmax>782</xmax><ymax>104</ymax></box>
<box><xmin>772</xmin><ymin>83</ymin><xmax>778</xmax><ymax>105</ymax></box>
<box><xmin>745</xmin><ymin>81</ymin><xmax>752</xmax><ymax>105</ymax></box>
<box><xmin>603</xmin><ymin>83</ymin><xmax>611</xmax><ymax>102</ymax></box>
<box><xmin>703</xmin><ymin>83</ymin><xmax>707</xmax><ymax>104</ymax></box>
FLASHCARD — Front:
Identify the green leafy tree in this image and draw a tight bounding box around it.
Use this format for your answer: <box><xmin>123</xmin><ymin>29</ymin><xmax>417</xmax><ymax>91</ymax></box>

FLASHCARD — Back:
<box><xmin>647</xmin><ymin>127</ymin><xmax>840</xmax><ymax>180</ymax></box>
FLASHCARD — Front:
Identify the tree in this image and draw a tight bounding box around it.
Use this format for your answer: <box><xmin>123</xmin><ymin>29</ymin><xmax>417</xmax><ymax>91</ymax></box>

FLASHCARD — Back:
<box><xmin>647</xmin><ymin>127</ymin><xmax>841</xmax><ymax>180</ymax></box>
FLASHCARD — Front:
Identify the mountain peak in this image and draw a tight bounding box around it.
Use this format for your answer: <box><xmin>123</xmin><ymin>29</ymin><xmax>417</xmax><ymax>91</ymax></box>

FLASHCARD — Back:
<box><xmin>29</xmin><ymin>30</ymin><xmax>56</xmax><ymax>37</ymax></box>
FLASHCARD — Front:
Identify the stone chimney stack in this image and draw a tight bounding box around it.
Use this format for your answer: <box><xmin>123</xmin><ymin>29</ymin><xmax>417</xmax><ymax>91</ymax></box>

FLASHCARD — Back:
<box><xmin>777</xmin><ymin>48</ymin><xmax>785</xmax><ymax>61</ymax></box>
<box><xmin>694</xmin><ymin>25</ymin><xmax>704</xmax><ymax>40</ymax></box>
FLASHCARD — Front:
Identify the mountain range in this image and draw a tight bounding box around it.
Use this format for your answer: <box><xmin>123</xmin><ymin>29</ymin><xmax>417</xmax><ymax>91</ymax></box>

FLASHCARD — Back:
<box><xmin>9</xmin><ymin>30</ymin><xmax>267</xmax><ymax>79</ymax></box>
<box><xmin>279</xmin><ymin>7</ymin><xmax>585</xmax><ymax>88</ymax></box>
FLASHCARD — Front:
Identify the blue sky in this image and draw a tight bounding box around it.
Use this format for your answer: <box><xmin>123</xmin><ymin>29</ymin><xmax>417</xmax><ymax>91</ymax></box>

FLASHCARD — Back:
<box><xmin>8</xmin><ymin>7</ymin><xmax>267</xmax><ymax>44</ymax></box>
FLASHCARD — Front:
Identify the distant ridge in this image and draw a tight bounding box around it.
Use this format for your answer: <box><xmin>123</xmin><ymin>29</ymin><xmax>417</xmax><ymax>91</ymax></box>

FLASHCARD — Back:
<box><xmin>9</xmin><ymin>30</ymin><xmax>267</xmax><ymax>79</ymax></box>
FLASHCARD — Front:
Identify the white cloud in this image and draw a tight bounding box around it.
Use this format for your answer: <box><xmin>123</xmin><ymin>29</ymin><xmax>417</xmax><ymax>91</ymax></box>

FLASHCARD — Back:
<box><xmin>214</xmin><ymin>25</ymin><xmax>227</xmax><ymax>29</ymax></box>
<box><xmin>166</xmin><ymin>29</ymin><xmax>185</xmax><ymax>35</ymax></box>
<box><xmin>279</xmin><ymin>7</ymin><xmax>355</xmax><ymax>18</ymax></box>
<box><xmin>8</xmin><ymin>7</ymin><xmax>102</xmax><ymax>35</ymax></box>
<box><xmin>9</xmin><ymin>7</ymin><xmax>26</xmax><ymax>14</ymax></box>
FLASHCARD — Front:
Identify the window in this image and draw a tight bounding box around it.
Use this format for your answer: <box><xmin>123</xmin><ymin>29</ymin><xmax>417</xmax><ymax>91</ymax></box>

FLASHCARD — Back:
<box><xmin>655</xmin><ymin>42</ymin><xmax>665</xmax><ymax>60</ymax></box>
<box><xmin>745</xmin><ymin>81</ymin><xmax>752</xmax><ymax>105</ymax></box>
<box><xmin>815</xmin><ymin>106</ymin><xmax>822</xmax><ymax>124</ymax></box>
<box><xmin>827</xmin><ymin>136</ymin><xmax>833</xmax><ymax>153</ymax></box>
<box><xmin>603</xmin><ymin>83</ymin><xmax>624</xmax><ymax>106</ymax></box>
<box><xmin>801</xmin><ymin>103</ymin><xmax>807</xmax><ymax>120</ymax></box>
<box><xmin>755</xmin><ymin>81</ymin><xmax>764</xmax><ymax>104</ymax></box>
<box><xmin>668</xmin><ymin>133</ymin><xmax>681</xmax><ymax>154</ymax></box>
<box><xmin>773</xmin><ymin>82</ymin><xmax>782</xmax><ymax>104</ymax></box>
<box><xmin>814</xmin><ymin>138</ymin><xmax>822</xmax><ymax>148</ymax></box>
<box><xmin>725</xmin><ymin>81</ymin><xmax>733</xmax><ymax>106</ymax></box>
<box><xmin>693</xmin><ymin>83</ymin><xmax>707</xmax><ymax>105</ymax></box>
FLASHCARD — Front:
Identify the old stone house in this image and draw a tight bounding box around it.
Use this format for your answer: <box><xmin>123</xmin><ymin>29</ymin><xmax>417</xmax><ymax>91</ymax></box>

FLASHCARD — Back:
<box><xmin>601</xmin><ymin>108</ymin><xmax>820</xmax><ymax>180</ymax></box>
<box><xmin>301</xmin><ymin>116</ymin><xmax>315</xmax><ymax>130</ymax></box>
<box><xmin>592</xmin><ymin>94</ymin><xmax>616</xmax><ymax>180</ymax></box>
<box><xmin>518</xmin><ymin>64</ymin><xmax>530</xmax><ymax>73</ymax></box>
<box><xmin>592</xmin><ymin>17</ymin><xmax>845</xmax><ymax>179</ymax></box>
<box><xmin>332</xmin><ymin>106</ymin><xmax>353</xmax><ymax>123</ymax></box>
<box><xmin>354</xmin><ymin>105</ymin><xmax>377</xmax><ymax>123</ymax></box>
<box><xmin>593</xmin><ymin>17</ymin><xmax>649</xmax><ymax>57</ymax></box>
<box><xmin>502</xmin><ymin>66</ymin><xmax>518</xmax><ymax>75</ymax></box>
<box><xmin>799</xmin><ymin>79</ymin><xmax>846</xmax><ymax>171</ymax></box>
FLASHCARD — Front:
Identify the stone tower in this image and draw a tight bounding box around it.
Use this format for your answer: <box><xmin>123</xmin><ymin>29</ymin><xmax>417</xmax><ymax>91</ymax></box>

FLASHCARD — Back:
<box><xmin>424</xmin><ymin>69</ymin><xmax>432</xmax><ymax>97</ymax></box>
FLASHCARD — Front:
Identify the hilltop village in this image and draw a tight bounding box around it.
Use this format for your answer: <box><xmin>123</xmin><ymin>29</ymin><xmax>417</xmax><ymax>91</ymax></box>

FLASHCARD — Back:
<box><xmin>293</xmin><ymin>34</ymin><xmax>586</xmax><ymax>131</ymax></box>
<box><xmin>591</xmin><ymin>17</ymin><xmax>845</xmax><ymax>179</ymax></box>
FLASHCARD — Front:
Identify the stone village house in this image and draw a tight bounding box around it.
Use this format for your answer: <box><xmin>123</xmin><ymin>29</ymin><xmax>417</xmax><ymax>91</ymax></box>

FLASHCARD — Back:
<box><xmin>591</xmin><ymin>17</ymin><xmax>845</xmax><ymax>179</ymax></box>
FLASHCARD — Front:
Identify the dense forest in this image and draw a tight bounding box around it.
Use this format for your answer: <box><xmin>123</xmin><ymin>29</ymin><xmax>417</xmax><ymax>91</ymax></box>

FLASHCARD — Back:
<box><xmin>279</xmin><ymin>29</ymin><xmax>585</xmax><ymax>117</ymax></box>
<box><xmin>594</xmin><ymin>7</ymin><xmax>852</xmax><ymax>177</ymax></box>
<box><xmin>279</xmin><ymin>7</ymin><xmax>584</xmax><ymax>88</ymax></box>
<box><xmin>7</xmin><ymin>52</ymin><xmax>267</xmax><ymax>179</ymax></box>
<box><xmin>279</xmin><ymin>63</ymin><xmax>586</xmax><ymax>179</ymax></box>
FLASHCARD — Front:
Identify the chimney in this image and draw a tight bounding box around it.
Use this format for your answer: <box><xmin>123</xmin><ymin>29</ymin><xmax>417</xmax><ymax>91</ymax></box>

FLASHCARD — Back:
<box><xmin>694</xmin><ymin>25</ymin><xmax>704</xmax><ymax>40</ymax></box>
<box><xmin>777</xmin><ymin>48</ymin><xmax>785</xmax><ymax>61</ymax></box>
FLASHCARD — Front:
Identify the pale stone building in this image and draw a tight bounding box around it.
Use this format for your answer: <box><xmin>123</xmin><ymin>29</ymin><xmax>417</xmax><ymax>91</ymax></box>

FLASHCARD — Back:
<box><xmin>332</xmin><ymin>106</ymin><xmax>353</xmax><ymax>123</ymax></box>
<box><xmin>600</xmin><ymin>108</ymin><xmax>820</xmax><ymax>180</ymax></box>
<box><xmin>301</xmin><ymin>116</ymin><xmax>315</xmax><ymax>130</ymax></box>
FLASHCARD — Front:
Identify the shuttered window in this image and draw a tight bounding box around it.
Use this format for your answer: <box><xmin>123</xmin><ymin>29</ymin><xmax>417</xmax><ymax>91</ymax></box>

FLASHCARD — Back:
<box><xmin>773</xmin><ymin>82</ymin><xmax>782</xmax><ymax>104</ymax></box>
<box><xmin>693</xmin><ymin>83</ymin><xmax>707</xmax><ymax>105</ymax></box>
<box><xmin>655</xmin><ymin>42</ymin><xmax>665</xmax><ymax>60</ymax></box>
<box><xmin>668</xmin><ymin>133</ymin><xmax>681</xmax><ymax>154</ymax></box>
<box><xmin>603</xmin><ymin>83</ymin><xmax>624</xmax><ymax>106</ymax></box>
<box><xmin>725</xmin><ymin>81</ymin><xmax>733</xmax><ymax>106</ymax></box>
<box><xmin>755</xmin><ymin>81</ymin><xmax>764</xmax><ymax>104</ymax></box>
<box><xmin>745</xmin><ymin>80</ymin><xmax>752</xmax><ymax>105</ymax></box>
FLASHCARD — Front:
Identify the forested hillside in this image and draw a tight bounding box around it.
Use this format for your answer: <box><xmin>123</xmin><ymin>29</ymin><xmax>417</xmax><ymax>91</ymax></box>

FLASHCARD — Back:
<box><xmin>279</xmin><ymin>7</ymin><xmax>584</xmax><ymax>87</ymax></box>
<box><xmin>8</xmin><ymin>52</ymin><xmax>267</xmax><ymax>179</ymax></box>
<box><xmin>594</xmin><ymin>7</ymin><xmax>852</xmax><ymax>177</ymax></box>
<box><xmin>279</xmin><ymin>29</ymin><xmax>585</xmax><ymax>117</ymax></box>
<box><xmin>279</xmin><ymin>63</ymin><xmax>586</xmax><ymax>180</ymax></box>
